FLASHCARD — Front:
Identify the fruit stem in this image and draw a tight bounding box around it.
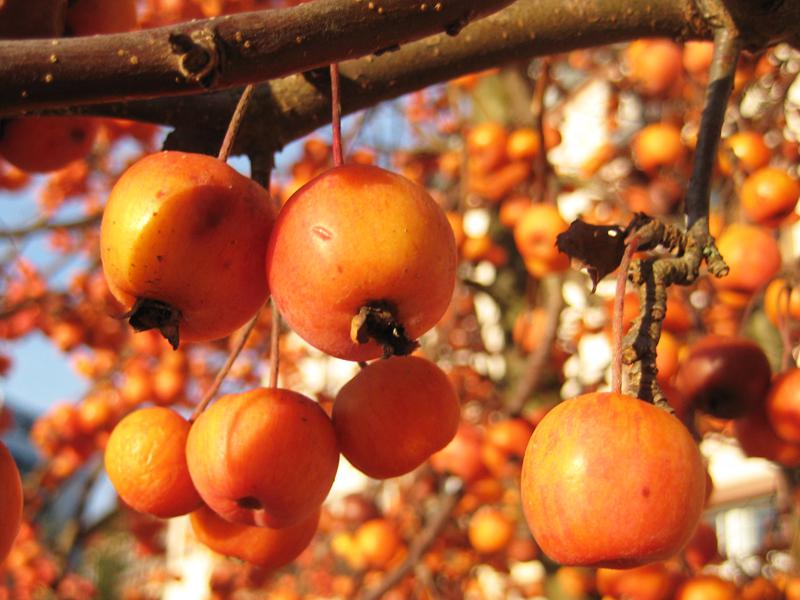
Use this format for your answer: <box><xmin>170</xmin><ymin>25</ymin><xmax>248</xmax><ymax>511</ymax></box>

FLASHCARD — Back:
<box><xmin>611</xmin><ymin>235</ymin><xmax>638</xmax><ymax>395</ymax></box>
<box><xmin>330</xmin><ymin>63</ymin><xmax>344</xmax><ymax>167</ymax></box>
<box><xmin>268</xmin><ymin>300</ymin><xmax>281</xmax><ymax>388</ymax></box>
<box><xmin>190</xmin><ymin>308</ymin><xmax>261</xmax><ymax>422</ymax></box>
<box><xmin>217</xmin><ymin>83</ymin><xmax>255</xmax><ymax>163</ymax></box>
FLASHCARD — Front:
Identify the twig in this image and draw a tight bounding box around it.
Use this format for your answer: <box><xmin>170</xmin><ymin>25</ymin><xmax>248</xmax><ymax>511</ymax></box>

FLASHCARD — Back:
<box><xmin>507</xmin><ymin>274</ymin><xmax>563</xmax><ymax>415</ymax></box>
<box><xmin>621</xmin><ymin>25</ymin><xmax>738</xmax><ymax>403</ymax></box>
<box><xmin>53</xmin><ymin>459</ymin><xmax>105</xmax><ymax>571</ymax></box>
<box><xmin>444</xmin><ymin>85</ymin><xmax>470</xmax><ymax>213</ymax></box>
<box><xmin>217</xmin><ymin>83</ymin><xmax>255</xmax><ymax>162</ymax></box>
<box><xmin>74</xmin><ymin>1</ymin><xmax>722</xmax><ymax>160</ymax></box>
<box><xmin>0</xmin><ymin>293</ymin><xmax>53</xmax><ymax>319</ymax></box>
<box><xmin>414</xmin><ymin>564</ymin><xmax>442</xmax><ymax>600</ymax></box>
<box><xmin>330</xmin><ymin>64</ymin><xmax>344</xmax><ymax>167</ymax></box>
<box><xmin>0</xmin><ymin>212</ymin><xmax>102</xmax><ymax>239</ymax></box>
<box><xmin>611</xmin><ymin>236</ymin><xmax>639</xmax><ymax>395</ymax></box>
<box><xmin>190</xmin><ymin>308</ymin><xmax>261</xmax><ymax>422</ymax></box>
<box><xmin>360</xmin><ymin>477</ymin><xmax>464</xmax><ymax>600</ymax></box>
<box><xmin>0</xmin><ymin>0</ymin><xmax>515</xmax><ymax>114</ymax></box>
<box><xmin>249</xmin><ymin>153</ymin><xmax>273</xmax><ymax>189</ymax></box>
<box><xmin>531</xmin><ymin>58</ymin><xmax>551</xmax><ymax>204</ymax></box>
<box><xmin>686</xmin><ymin>26</ymin><xmax>741</xmax><ymax>231</ymax></box>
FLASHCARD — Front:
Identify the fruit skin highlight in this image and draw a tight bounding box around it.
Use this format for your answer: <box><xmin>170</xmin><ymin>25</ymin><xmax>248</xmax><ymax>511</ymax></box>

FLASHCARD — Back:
<box><xmin>100</xmin><ymin>151</ymin><xmax>275</xmax><ymax>347</ymax></box>
<box><xmin>521</xmin><ymin>392</ymin><xmax>706</xmax><ymax>568</ymax></box>
<box><xmin>266</xmin><ymin>164</ymin><xmax>457</xmax><ymax>361</ymax></box>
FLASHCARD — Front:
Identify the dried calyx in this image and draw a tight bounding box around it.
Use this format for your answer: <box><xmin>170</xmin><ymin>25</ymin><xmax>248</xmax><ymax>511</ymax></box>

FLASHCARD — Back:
<box><xmin>350</xmin><ymin>300</ymin><xmax>419</xmax><ymax>359</ymax></box>
<box><xmin>125</xmin><ymin>297</ymin><xmax>181</xmax><ymax>350</ymax></box>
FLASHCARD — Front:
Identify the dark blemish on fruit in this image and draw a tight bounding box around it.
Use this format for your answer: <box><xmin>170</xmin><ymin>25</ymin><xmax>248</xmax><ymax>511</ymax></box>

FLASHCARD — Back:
<box><xmin>312</xmin><ymin>225</ymin><xmax>332</xmax><ymax>241</ymax></box>
<box><xmin>236</xmin><ymin>496</ymin><xmax>263</xmax><ymax>510</ymax></box>
<box><xmin>193</xmin><ymin>201</ymin><xmax>226</xmax><ymax>236</ymax></box>
<box><xmin>204</xmin><ymin>208</ymin><xmax>223</xmax><ymax>229</ymax></box>
<box><xmin>641</xmin><ymin>486</ymin><xmax>650</xmax><ymax>498</ymax></box>
<box><xmin>337</xmin><ymin>265</ymin><xmax>343</xmax><ymax>274</ymax></box>
<box><xmin>301</xmin><ymin>416</ymin><xmax>308</xmax><ymax>422</ymax></box>
<box><xmin>156</xmin><ymin>255</ymin><xmax>163</xmax><ymax>262</ymax></box>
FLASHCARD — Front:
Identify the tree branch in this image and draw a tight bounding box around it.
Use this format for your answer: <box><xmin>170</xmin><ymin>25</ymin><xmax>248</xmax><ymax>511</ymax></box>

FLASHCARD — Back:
<box><xmin>0</xmin><ymin>0</ymin><xmax>513</xmax><ymax>114</ymax></box>
<box><xmin>685</xmin><ymin>26</ymin><xmax>741</xmax><ymax>228</ymax></box>
<box><xmin>67</xmin><ymin>0</ymin><xmax>716</xmax><ymax>158</ymax></box>
<box><xmin>2</xmin><ymin>1</ymin><xmax>793</xmax><ymax>162</ymax></box>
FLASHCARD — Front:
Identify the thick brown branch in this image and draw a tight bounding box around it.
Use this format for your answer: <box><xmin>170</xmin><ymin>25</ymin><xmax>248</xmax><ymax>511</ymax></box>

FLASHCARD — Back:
<box><xmin>72</xmin><ymin>0</ymin><xmax>717</xmax><ymax>157</ymax></box>
<box><xmin>217</xmin><ymin>83</ymin><xmax>254</xmax><ymax>162</ymax></box>
<box><xmin>0</xmin><ymin>0</ymin><xmax>513</xmax><ymax>114</ymax></box>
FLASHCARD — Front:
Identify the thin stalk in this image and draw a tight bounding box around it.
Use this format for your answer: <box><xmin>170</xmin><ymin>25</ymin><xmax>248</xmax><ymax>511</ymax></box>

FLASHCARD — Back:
<box><xmin>269</xmin><ymin>300</ymin><xmax>281</xmax><ymax>388</ymax></box>
<box><xmin>612</xmin><ymin>236</ymin><xmax>639</xmax><ymax>395</ymax></box>
<box><xmin>217</xmin><ymin>83</ymin><xmax>255</xmax><ymax>162</ymax></box>
<box><xmin>330</xmin><ymin>63</ymin><xmax>344</xmax><ymax>166</ymax></box>
<box><xmin>190</xmin><ymin>308</ymin><xmax>261</xmax><ymax>421</ymax></box>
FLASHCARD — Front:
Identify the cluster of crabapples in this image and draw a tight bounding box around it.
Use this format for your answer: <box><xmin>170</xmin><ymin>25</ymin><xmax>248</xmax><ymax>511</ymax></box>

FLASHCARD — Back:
<box><xmin>90</xmin><ymin>144</ymin><xmax>710</xmax><ymax>574</ymax></box>
<box><xmin>91</xmin><ymin>149</ymin><xmax>464</xmax><ymax>568</ymax></box>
